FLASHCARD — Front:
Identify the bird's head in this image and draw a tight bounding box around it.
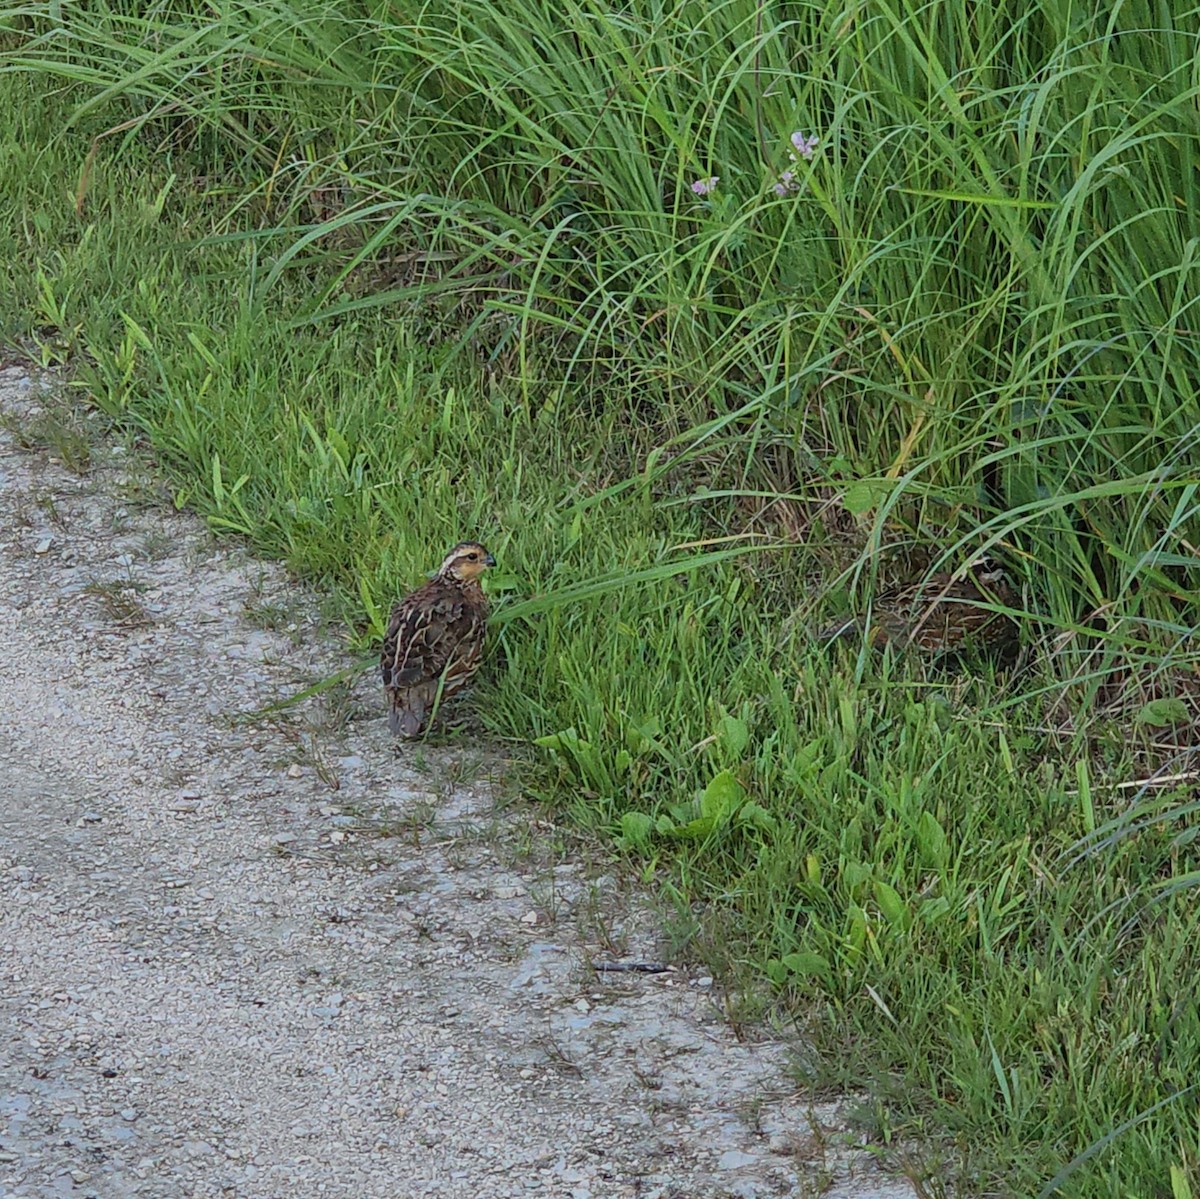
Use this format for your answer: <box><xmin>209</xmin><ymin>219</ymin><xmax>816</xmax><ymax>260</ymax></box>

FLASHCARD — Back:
<box><xmin>436</xmin><ymin>541</ymin><xmax>497</xmax><ymax>583</ymax></box>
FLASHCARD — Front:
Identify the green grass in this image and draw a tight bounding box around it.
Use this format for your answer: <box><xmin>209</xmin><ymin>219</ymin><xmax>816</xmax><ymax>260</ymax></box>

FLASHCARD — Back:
<box><xmin>3</xmin><ymin>1</ymin><xmax>1200</xmax><ymax>1193</ymax></box>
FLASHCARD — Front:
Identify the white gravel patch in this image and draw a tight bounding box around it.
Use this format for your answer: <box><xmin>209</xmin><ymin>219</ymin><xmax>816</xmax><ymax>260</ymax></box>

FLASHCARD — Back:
<box><xmin>0</xmin><ymin>365</ymin><xmax>917</xmax><ymax>1199</ymax></box>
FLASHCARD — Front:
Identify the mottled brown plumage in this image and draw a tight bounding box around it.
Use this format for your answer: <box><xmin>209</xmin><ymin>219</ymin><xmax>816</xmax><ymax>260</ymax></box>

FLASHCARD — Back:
<box><xmin>822</xmin><ymin>564</ymin><xmax>1019</xmax><ymax>657</ymax></box>
<box><xmin>381</xmin><ymin>542</ymin><xmax>495</xmax><ymax>737</ymax></box>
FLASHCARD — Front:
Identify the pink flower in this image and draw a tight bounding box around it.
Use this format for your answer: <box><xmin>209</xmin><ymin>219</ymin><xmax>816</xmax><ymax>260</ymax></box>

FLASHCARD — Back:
<box><xmin>690</xmin><ymin>176</ymin><xmax>720</xmax><ymax>196</ymax></box>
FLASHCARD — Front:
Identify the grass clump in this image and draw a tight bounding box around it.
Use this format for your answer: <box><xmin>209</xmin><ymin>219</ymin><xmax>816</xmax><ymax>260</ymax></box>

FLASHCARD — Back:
<box><xmin>3</xmin><ymin>1</ymin><xmax>1200</xmax><ymax>1193</ymax></box>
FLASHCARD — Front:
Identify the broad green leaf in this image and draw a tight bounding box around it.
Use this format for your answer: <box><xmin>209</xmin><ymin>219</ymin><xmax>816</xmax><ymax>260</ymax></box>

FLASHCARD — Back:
<box><xmin>875</xmin><ymin>881</ymin><xmax>909</xmax><ymax>927</ymax></box>
<box><xmin>719</xmin><ymin>711</ymin><xmax>750</xmax><ymax>758</ymax></box>
<box><xmin>618</xmin><ymin>811</ymin><xmax>654</xmax><ymax>848</ymax></box>
<box><xmin>918</xmin><ymin>812</ymin><xmax>948</xmax><ymax>866</ymax></box>
<box><xmin>534</xmin><ymin>729</ymin><xmax>581</xmax><ymax>753</ymax></box>
<box><xmin>676</xmin><ymin>816</ymin><xmax>716</xmax><ymax>840</ymax></box>
<box><xmin>780</xmin><ymin>951</ymin><xmax>833</xmax><ymax>981</ymax></box>
<box><xmin>1136</xmin><ymin>698</ymin><xmax>1189</xmax><ymax>727</ymax></box>
<box><xmin>738</xmin><ymin>801</ymin><xmax>777</xmax><ymax>834</ymax></box>
<box><xmin>805</xmin><ymin>854</ymin><xmax>821</xmax><ymax>886</ymax></box>
<box><xmin>842</xmin><ymin>478</ymin><xmax>891</xmax><ymax>515</ymax></box>
<box><xmin>701</xmin><ymin>769</ymin><xmax>746</xmax><ymax>820</ymax></box>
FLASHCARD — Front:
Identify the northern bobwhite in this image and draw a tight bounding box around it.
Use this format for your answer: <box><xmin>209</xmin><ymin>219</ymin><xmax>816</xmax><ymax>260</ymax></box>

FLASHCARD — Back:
<box><xmin>821</xmin><ymin>563</ymin><xmax>1019</xmax><ymax>657</ymax></box>
<box><xmin>381</xmin><ymin>542</ymin><xmax>496</xmax><ymax>737</ymax></box>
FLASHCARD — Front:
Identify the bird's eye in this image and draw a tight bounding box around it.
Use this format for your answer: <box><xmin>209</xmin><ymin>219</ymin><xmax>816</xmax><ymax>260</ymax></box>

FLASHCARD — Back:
<box><xmin>467</xmin><ymin>553</ymin><xmax>478</xmax><ymax>561</ymax></box>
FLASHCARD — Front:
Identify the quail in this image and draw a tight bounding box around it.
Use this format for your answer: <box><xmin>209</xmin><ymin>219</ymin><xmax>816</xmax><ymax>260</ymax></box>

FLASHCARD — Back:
<box><xmin>822</xmin><ymin>563</ymin><xmax>1019</xmax><ymax>657</ymax></box>
<box><xmin>381</xmin><ymin>542</ymin><xmax>495</xmax><ymax>737</ymax></box>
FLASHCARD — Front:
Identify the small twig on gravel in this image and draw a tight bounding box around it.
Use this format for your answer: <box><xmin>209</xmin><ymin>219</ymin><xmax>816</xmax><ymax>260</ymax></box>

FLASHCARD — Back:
<box><xmin>270</xmin><ymin>845</ymin><xmax>340</xmax><ymax>864</ymax></box>
<box><xmin>592</xmin><ymin>961</ymin><xmax>674</xmax><ymax>974</ymax></box>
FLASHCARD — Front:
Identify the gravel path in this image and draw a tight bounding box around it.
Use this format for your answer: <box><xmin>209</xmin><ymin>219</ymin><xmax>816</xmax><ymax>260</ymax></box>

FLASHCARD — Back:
<box><xmin>0</xmin><ymin>366</ymin><xmax>915</xmax><ymax>1199</ymax></box>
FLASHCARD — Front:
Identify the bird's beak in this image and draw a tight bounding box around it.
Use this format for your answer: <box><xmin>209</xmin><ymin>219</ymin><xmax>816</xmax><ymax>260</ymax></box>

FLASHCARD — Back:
<box><xmin>483</xmin><ymin>552</ymin><xmax>497</xmax><ymax>568</ymax></box>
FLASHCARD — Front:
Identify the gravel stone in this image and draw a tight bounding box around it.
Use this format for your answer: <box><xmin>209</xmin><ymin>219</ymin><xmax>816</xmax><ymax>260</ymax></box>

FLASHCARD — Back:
<box><xmin>0</xmin><ymin>366</ymin><xmax>915</xmax><ymax>1199</ymax></box>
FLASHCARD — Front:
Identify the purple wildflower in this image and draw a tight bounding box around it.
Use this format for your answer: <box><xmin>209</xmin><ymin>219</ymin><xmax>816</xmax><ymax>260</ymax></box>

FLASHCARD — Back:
<box><xmin>790</xmin><ymin>132</ymin><xmax>819</xmax><ymax>160</ymax></box>
<box><xmin>773</xmin><ymin>170</ymin><xmax>797</xmax><ymax>197</ymax></box>
<box><xmin>690</xmin><ymin>176</ymin><xmax>720</xmax><ymax>197</ymax></box>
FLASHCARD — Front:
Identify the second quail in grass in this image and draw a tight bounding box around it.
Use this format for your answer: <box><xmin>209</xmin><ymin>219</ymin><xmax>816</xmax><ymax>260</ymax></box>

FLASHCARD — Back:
<box><xmin>821</xmin><ymin>562</ymin><xmax>1019</xmax><ymax>658</ymax></box>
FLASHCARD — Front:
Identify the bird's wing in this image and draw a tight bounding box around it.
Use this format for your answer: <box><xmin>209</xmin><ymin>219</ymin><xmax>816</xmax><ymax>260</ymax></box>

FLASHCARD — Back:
<box><xmin>381</xmin><ymin>582</ymin><xmax>477</xmax><ymax>690</ymax></box>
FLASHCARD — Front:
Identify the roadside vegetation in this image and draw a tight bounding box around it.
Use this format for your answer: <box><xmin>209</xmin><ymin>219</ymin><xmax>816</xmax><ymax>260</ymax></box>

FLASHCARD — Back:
<box><xmin>2</xmin><ymin>1</ymin><xmax>1198</xmax><ymax>1193</ymax></box>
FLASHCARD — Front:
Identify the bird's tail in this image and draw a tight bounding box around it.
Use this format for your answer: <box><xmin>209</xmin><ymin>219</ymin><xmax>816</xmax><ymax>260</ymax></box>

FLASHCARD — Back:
<box><xmin>388</xmin><ymin>695</ymin><xmax>426</xmax><ymax>738</ymax></box>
